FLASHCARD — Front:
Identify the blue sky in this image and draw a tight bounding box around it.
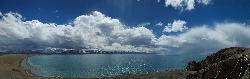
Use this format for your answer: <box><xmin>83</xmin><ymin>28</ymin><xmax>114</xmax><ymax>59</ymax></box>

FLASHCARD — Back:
<box><xmin>1</xmin><ymin>0</ymin><xmax>250</xmax><ymax>30</ymax></box>
<box><xmin>0</xmin><ymin>0</ymin><xmax>250</xmax><ymax>54</ymax></box>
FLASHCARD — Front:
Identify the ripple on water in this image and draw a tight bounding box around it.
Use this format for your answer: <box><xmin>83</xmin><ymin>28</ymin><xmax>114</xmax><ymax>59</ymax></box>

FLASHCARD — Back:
<box><xmin>25</xmin><ymin>54</ymin><xmax>205</xmax><ymax>78</ymax></box>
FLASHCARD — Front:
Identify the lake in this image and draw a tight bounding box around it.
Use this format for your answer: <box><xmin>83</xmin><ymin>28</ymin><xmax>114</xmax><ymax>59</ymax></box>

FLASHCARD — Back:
<box><xmin>23</xmin><ymin>54</ymin><xmax>205</xmax><ymax>78</ymax></box>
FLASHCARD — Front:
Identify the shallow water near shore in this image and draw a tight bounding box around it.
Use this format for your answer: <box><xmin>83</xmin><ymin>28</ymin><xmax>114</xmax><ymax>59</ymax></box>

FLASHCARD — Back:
<box><xmin>23</xmin><ymin>54</ymin><xmax>205</xmax><ymax>78</ymax></box>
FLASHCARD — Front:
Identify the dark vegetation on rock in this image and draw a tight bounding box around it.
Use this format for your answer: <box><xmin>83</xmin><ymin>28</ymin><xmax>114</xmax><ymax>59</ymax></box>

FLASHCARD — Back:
<box><xmin>186</xmin><ymin>47</ymin><xmax>250</xmax><ymax>79</ymax></box>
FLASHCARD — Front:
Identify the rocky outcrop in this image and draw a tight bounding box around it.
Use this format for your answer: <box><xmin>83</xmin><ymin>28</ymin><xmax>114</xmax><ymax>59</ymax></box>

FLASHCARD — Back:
<box><xmin>186</xmin><ymin>47</ymin><xmax>250</xmax><ymax>79</ymax></box>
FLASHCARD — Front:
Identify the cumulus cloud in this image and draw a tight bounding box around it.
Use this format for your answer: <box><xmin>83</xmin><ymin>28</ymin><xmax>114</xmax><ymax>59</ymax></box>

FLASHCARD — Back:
<box><xmin>1</xmin><ymin>11</ymin><xmax>250</xmax><ymax>55</ymax></box>
<box><xmin>163</xmin><ymin>20</ymin><xmax>188</xmax><ymax>32</ymax></box>
<box><xmin>164</xmin><ymin>0</ymin><xmax>210</xmax><ymax>10</ymax></box>
<box><xmin>0</xmin><ymin>11</ymin><xmax>156</xmax><ymax>52</ymax></box>
<box><xmin>157</xmin><ymin>23</ymin><xmax>250</xmax><ymax>55</ymax></box>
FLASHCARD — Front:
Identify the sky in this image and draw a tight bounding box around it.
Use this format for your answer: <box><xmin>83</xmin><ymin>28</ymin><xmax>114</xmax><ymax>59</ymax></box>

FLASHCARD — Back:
<box><xmin>0</xmin><ymin>0</ymin><xmax>250</xmax><ymax>55</ymax></box>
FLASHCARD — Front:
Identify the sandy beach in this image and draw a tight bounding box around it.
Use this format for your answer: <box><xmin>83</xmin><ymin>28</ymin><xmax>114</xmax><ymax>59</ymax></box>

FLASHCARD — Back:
<box><xmin>0</xmin><ymin>54</ymin><xmax>49</xmax><ymax>79</ymax></box>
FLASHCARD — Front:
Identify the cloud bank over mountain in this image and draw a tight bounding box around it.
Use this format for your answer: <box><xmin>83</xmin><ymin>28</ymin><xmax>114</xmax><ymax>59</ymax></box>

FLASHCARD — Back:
<box><xmin>0</xmin><ymin>11</ymin><xmax>250</xmax><ymax>54</ymax></box>
<box><xmin>0</xmin><ymin>11</ymin><xmax>156</xmax><ymax>52</ymax></box>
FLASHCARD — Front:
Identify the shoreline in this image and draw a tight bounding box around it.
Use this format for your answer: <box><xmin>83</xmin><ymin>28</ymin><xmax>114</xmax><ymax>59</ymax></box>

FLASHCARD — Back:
<box><xmin>0</xmin><ymin>54</ymin><xmax>191</xmax><ymax>79</ymax></box>
<box><xmin>0</xmin><ymin>54</ymin><xmax>31</xmax><ymax>79</ymax></box>
<box><xmin>1</xmin><ymin>47</ymin><xmax>249</xmax><ymax>79</ymax></box>
<box><xmin>0</xmin><ymin>54</ymin><xmax>52</xmax><ymax>79</ymax></box>
<box><xmin>21</xmin><ymin>55</ymin><xmax>61</xmax><ymax>78</ymax></box>
<box><xmin>21</xmin><ymin>55</ymin><xmax>39</xmax><ymax>77</ymax></box>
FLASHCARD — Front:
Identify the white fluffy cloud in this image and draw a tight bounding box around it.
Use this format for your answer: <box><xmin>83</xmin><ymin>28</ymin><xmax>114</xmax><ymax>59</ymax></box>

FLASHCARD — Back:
<box><xmin>163</xmin><ymin>20</ymin><xmax>188</xmax><ymax>32</ymax></box>
<box><xmin>164</xmin><ymin>0</ymin><xmax>210</xmax><ymax>10</ymax></box>
<box><xmin>157</xmin><ymin>23</ymin><xmax>250</xmax><ymax>54</ymax></box>
<box><xmin>1</xmin><ymin>11</ymin><xmax>250</xmax><ymax>55</ymax></box>
<box><xmin>0</xmin><ymin>11</ymin><xmax>156</xmax><ymax>52</ymax></box>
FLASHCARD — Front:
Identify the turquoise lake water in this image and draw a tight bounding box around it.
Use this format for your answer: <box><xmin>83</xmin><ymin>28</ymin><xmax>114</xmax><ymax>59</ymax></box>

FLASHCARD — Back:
<box><xmin>24</xmin><ymin>54</ymin><xmax>205</xmax><ymax>78</ymax></box>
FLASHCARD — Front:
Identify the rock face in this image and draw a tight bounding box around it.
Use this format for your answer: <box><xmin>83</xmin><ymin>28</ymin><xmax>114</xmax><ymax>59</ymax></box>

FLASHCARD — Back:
<box><xmin>186</xmin><ymin>47</ymin><xmax>250</xmax><ymax>79</ymax></box>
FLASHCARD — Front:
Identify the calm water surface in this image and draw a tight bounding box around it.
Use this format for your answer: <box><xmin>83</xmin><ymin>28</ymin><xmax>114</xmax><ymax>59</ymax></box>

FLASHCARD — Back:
<box><xmin>24</xmin><ymin>54</ymin><xmax>205</xmax><ymax>78</ymax></box>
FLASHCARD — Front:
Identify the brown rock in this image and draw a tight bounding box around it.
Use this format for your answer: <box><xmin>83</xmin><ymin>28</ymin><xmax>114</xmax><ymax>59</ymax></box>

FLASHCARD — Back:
<box><xmin>186</xmin><ymin>47</ymin><xmax>250</xmax><ymax>79</ymax></box>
